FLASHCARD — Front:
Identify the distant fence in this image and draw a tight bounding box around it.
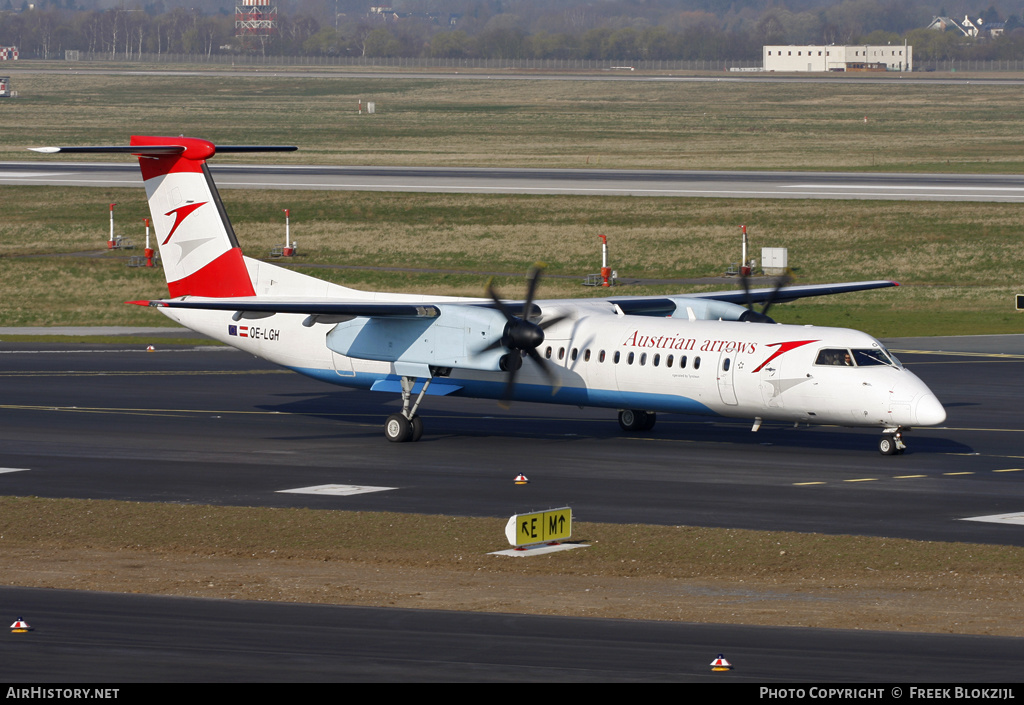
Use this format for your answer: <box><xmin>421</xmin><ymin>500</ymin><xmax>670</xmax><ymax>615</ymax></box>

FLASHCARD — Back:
<box><xmin>63</xmin><ymin>53</ymin><xmax>766</xmax><ymax>71</ymax></box>
<box><xmin>42</xmin><ymin>53</ymin><xmax>1024</xmax><ymax>72</ymax></box>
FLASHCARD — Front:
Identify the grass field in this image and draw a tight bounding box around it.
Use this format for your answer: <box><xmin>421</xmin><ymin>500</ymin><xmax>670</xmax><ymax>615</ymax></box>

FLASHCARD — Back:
<box><xmin>1</xmin><ymin>68</ymin><xmax>1022</xmax><ymax>335</ymax></box>
<box><xmin>2</xmin><ymin>185</ymin><xmax>1021</xmax><ymax>337</ymax></box>
<box><xmin>4</xmin><ymin>69</ymin><xmax>1024</xmax><ymax>172</ymax></box>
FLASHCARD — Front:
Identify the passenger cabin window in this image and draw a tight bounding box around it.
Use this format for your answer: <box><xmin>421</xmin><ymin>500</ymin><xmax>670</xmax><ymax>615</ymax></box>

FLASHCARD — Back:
<box><xmin>653</xmin><ymin>354</ymin><xmax>660</xmax><ymax>367</ymax></box>
<box><xmin>693</xmin><ymin>356</ymin><xmax>701</xmax><ymax>370</ymax></box>
<box><xmin>599</xmin><ymin>350</ymin><xmax>606</xmax><ymax>363</ymax></box>
<box><xmin>679</xmin><ymin>355</ymin><xmax>687</xmax><ymax>369</ymax></box>
<box><xmin>627</xmin><ymin>352</ymin><xmax>635</xmax><ymax>365</ymax></box>
<box><xmin>722</xmin><ymin>358</ymin><xmax>731</xmax><ymax>372</ymax></box>
<box><xmin>614</xmin><ymin>351</ymin><xmax>620</xmax><ymax>364</ymax></box>
<box><xmin>666</xmin><ymin>354</ymin><xmax>674</xmax><ymax>367</ymax></box>
<box><xmin>584</xmin><ymin>349</ymin><xmax>591</xmax><ymax>362</ymax></box>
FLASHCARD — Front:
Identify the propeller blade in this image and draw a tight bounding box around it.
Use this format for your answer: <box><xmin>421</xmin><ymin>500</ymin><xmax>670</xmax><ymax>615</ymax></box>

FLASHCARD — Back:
<box><xmin>538</xmin><ymin>313</ymin><xmax>568</xmax><ymax>330</ymax></box>
<box><xmin>760</xmin><ymin>272</ymin><xmax>792</xmax><ymax>317</ymax></box>
<box><xmin>740</xmin><ymin>271</ymin><xmax>753</xmax><ymax>312</ymax></box>
<box><xmin>499</xmin><ymin>356</ymin><xmax>521</xmax><ymax>408</ymax></box>
<box><xmin>526</xmin><ymin>348</ymin><xmax>561</xmax><ymax>394</ymax></box>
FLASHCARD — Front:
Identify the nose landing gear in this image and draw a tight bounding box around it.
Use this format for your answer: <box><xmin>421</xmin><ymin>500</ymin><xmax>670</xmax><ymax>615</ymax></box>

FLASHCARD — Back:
<box><xmin>879</xmin><ymin>428</ymin><xmax>907</xmax><ymax>455</ymax></box>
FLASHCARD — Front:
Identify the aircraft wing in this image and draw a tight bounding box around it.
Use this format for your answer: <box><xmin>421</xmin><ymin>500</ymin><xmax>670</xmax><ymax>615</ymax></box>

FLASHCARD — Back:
<box><xmin>132</xmin><ymin>280</ymin><xmax>897</xmax><ymax>321</ymax></box>
<box><xmin>681</xmin><ymin>279</ymin><xmax>898</xmax><ymax>305</ymax></box>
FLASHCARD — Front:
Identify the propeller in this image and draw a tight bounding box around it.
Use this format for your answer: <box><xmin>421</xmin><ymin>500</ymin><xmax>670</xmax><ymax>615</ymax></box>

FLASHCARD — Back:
<box><xmin>738</xmin><ymin>270</ymin><xmax>792</xmax><ymax>324</ymax></box>
<box><xmin>479</xmin><ymin>265</ymin><xmax>568</xmax><ymax>406</ymax></box>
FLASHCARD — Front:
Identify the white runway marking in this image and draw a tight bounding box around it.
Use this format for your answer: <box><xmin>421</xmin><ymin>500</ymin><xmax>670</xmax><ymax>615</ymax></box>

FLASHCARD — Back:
<box><xmin>276</xmin><ymin>484</ymin><xmax>397</xmax><ymax>496</ymax></box>
<box><xmin>961</xmin><ymin>512</ymin><xmax>1024</xmax><ymax>526</ymax></box>
<box><xmin>784</xmin><ymin>184</ymin><xmax>1024</xmax><ymax>192</ymax></box>
<box><xmin>0</xmin><ymin>171</ymin><xmax>73</xmax><ymax>178</ymax></box>
<box><xmin>0</xmin><ymin>468</ymin><xmax>30</xmax><ymax>474</ymax></box>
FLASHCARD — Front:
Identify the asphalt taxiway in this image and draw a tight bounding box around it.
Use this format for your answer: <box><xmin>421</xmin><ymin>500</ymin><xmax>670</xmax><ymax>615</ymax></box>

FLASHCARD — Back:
<box><xmin>1</xmin><ymin>334</ymin><xmax>1022</xmax><ymax>546</ymax></box>
<box><xmin>3</xmin><ymin>585</ymin><xmax>1024</xmax><ymax>682</ymax></box>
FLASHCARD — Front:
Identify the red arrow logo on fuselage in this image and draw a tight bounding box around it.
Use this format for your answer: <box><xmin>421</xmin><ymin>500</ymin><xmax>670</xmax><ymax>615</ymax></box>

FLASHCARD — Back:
<box><xmin>162</xmin><ymin>202</ymin><xmax>208</xmax><ymax>245</ymax></box>
<box><xmin>752</xmin><ymin>339</ymin><xmax>819</xmax><ymax>373</ymax></box>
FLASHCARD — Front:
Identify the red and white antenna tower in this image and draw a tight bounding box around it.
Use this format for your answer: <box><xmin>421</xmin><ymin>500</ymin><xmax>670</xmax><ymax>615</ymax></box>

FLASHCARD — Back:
<box><xmin>236</xmin><ymin>0</ymin><xmax>277</xmax><ymax>39</ymax></box>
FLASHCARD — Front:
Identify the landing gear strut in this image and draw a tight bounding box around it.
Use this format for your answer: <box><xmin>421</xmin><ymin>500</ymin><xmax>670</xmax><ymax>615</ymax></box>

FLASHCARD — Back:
<box><xmin>878</xmin><ymin>428</ymin><xmax>907</xmax><ymax>456</ymax></box>
<box><xmin>385</xmin><ymin>376</ymin><xmax>432</xmax><ymax>443</ymax></box>
<box><xmin>618</xmin><ymin>409</ymin><xmax>656</xmax><ymax>432</ymax></box>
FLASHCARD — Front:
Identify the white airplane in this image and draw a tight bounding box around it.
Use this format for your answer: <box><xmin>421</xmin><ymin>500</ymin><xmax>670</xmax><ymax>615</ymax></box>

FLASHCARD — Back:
<box><xmin>32</xmin><ymin>136</ymin><xmax>946</xmax><ymax>454</ymax></box>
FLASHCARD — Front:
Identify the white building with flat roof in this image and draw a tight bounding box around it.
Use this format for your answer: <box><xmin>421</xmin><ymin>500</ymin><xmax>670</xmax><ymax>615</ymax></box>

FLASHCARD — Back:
<box><xmin>763</xmin><ymin>45</ymin><xmax>912</xmax><ymax>72</ymax></box>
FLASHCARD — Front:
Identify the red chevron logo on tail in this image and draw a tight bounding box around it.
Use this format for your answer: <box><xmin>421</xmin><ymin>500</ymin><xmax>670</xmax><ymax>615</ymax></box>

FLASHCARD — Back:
<box><xmin>162</xmin><ymin>201</ymin><xmax>208</xmax><ymax>244</ymax></box>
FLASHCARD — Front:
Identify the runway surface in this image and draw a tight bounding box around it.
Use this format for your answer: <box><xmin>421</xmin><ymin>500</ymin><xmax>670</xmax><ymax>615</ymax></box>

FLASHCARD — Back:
<box><xmin>3</xmin><ymin>161</ymin><xmax>1024</xmax><ymax>201</ymax></box>
<box><xmin>2</xmin><ymin>333</ymin><xmax>1023</xmax><ymax>681</ymax></box>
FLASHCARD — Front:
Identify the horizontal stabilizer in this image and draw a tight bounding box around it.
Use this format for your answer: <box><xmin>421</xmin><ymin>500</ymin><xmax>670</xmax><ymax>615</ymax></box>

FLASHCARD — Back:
<box><xmin>29</xmin><ymin>145</ymin><xmax>296</xmax><ymax>156</ymax></box>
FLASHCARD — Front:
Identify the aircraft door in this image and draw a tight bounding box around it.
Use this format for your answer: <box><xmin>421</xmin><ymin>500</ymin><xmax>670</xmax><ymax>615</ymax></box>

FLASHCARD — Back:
<box><xmin>717</xmin><ymin>352</ymin><xmax>738</xmax><ymax>405</ymax></box>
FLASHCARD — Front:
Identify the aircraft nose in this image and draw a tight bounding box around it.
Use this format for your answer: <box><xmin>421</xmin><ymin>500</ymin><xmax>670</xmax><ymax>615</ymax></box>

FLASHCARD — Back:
<box><xmin>913</xmin><ymin>393</ymin><xmax>946</xmax><ymax>426</ymax></box>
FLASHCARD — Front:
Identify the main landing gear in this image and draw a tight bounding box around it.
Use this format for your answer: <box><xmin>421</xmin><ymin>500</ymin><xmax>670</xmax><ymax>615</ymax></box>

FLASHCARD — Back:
<box><xmin>384</xmin><ymin>376</ymin><xmax>432</xmax><ymax>443</ymax></box>
<box><xmin>878</xmin><ymin>427</ymin><xmax>907</xmax><ymax>456</ymax></box>
<box><xmin>618</xmin><ymin>409</ymin><xmax>657</xmax><ymax>432</ymax></box>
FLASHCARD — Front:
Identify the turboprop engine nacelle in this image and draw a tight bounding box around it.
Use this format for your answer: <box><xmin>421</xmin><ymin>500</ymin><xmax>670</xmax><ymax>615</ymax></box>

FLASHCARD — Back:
<box><xmin>666</xmin><ymin>297</ymin><xmax>772</xmax><ymax>323</ymax></box>
<box><xmin>325</xmin><ymin>305</ymin><xmax>512</xmax><ymax>371</ymax></box>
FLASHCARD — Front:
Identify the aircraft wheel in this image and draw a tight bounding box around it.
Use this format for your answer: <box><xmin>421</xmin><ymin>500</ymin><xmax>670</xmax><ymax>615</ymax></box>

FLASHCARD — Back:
<box><xmin>878</xmin><ymin>435</ymin><xmax>898</xmax><ymax>456</ymax></box>
<box><xmin>642</xmin><ymin>412</ymin><xmax>657</xmax><ymax>431</ymax></box>
<box><xmin>618</xmin><ymin>409</ymin><xmax>648</xmax><ymax>432</ymax></box>
<box><xmin>410</xmin><ymin>415</ymin><xmax>424</xmax><ymax>443</ymax></box>
<box><xmin>385</xmin><ymin>413</ymin><xmax>413</xmax><ymax>443</ymax></box>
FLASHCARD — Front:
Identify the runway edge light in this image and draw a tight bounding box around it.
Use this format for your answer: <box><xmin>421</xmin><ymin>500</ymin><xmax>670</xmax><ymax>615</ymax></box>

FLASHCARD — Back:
<box><xmin>10</xmin><ymin>618</ymin><xmax>33</xmax><ymax>633</ymax></box>
<box><xmin>514</xmin><ymin>474</ymin><xmax>529</xmax><ymax>485</ymax></box>
<box><xmin>710</xmin><ymin>654</ymin><xmax>732</xmax><ymax>671</ymax></box>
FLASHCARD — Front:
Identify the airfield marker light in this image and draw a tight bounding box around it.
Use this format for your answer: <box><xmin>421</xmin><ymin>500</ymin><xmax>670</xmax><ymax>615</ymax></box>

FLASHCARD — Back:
<box><xmin>599</xmin><ymin>234</ymin><xmax>611</xmax><ymax>287</ymax></box>
<box><xmin>741</xmin><ymin>225</ymin><xmax>751</xmax><ymax>276</ymax></box>
<box><xmin>710</xmin><ymin>654</ymin><xmax>733</xmax><ymax>672</ymax></box>
<box><xmin>514</xmin><ymin>474</ymin><xmax>529</xmax><ymax>485</ymax></box>
<box><xmin>283</xmin><ymin>209</ymin><xmax>294</xmax><ymax>256</ymax></box>
<box><xmin>10</xmin><ymin>618</ymin><xmax>32</xmax><ymax>633</ymax></box>
<box><xmin>143</xmin><ymin>217</ymin><xmax>154</xmax><ymax>267</ymax></box>
<box><xmin>108</xmin><ymin>203</ymin><xmax>117</xmax><ymax>249</ymax></box>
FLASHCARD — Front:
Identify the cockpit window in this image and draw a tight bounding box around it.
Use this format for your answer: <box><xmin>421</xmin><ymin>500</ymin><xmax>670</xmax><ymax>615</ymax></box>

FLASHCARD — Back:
<box><xmin>815</xmin><ymin>347</ymin><xmax>901</xmax><ymax>368</ymax></box>
<box><xmin>853</xmin><ymin>348</ymin><xmax>901</xmax><ymax>368</ymax></box>
<box><xmin>815</xmin><ymin>349</ymin><xmax>853</xmax><ymax>366</ymax></box>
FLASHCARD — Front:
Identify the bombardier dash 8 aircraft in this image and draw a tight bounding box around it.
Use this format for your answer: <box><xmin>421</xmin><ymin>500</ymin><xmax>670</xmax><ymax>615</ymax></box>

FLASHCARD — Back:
<box><xmin>32</xmin><ymin>136</ymin><xmax>946</xmax><ymax>454</ymax></box>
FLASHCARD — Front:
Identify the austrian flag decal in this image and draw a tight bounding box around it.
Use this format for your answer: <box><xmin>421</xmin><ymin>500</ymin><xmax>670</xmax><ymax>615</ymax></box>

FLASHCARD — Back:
<box><xmin>228</xmin><ymin>325</ymin><xmax>249</xmax><ymax>338</ymax></box>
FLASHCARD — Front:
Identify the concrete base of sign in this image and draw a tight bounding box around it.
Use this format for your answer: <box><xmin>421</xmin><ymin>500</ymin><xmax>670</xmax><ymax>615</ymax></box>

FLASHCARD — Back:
<box><xmin>488</xmin><ymin>542</ymin><xmax>590</xmax><ymax>557</ymax></box>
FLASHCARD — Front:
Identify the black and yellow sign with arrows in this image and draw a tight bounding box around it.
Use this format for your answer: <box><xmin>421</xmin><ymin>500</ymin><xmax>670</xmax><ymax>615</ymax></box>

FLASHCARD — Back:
<box><xmin>504</xmin><ymin>507</ymin><xmax>572</xmax><ymax>547</ymax></box>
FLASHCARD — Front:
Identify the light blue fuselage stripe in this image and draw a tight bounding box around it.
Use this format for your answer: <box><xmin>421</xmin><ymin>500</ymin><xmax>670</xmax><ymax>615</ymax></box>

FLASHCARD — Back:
<box><xmin>290</xmin><ymin>366</ymin><xmax>719</xmax><ymax>416</ymax></box>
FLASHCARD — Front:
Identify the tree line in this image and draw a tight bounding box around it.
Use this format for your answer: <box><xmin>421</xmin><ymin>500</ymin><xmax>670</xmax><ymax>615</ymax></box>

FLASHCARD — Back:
<box><xmin>4</xmin><ymin>2</ymin><xmax>1024</xmax><ymax>63</ymax></box>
